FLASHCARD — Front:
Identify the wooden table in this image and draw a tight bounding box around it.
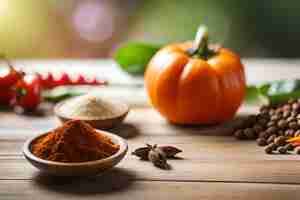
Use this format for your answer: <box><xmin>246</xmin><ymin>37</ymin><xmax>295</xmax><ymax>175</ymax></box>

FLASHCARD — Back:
<box><xmin>1</xmin><ymin>59</ymin><xmax>300</xmax><ymax>199</ymax></box>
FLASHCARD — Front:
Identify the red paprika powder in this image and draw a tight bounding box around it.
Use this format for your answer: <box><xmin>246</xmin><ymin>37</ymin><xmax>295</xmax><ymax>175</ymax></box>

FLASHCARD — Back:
<box><xmin>31</xmin><ymin>120</ymin><xmax>119</xmax><ymax>162</ymax></box>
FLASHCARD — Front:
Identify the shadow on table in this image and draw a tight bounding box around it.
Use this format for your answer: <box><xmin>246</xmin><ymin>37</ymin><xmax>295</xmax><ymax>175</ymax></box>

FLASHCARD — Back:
<box><xmin>110</xmin><ymin>123</ymin><xmax>140</xmax><ymax>139</ymax></box>
<box><xmin>32</xmin><ymin>168</ymin><xmax>136</xmax><ymax>194</ymax></box>
<box><xmin>166</xmin><ymin>114</ymin><xmax>252</xmax><ymax>137</ymax></box>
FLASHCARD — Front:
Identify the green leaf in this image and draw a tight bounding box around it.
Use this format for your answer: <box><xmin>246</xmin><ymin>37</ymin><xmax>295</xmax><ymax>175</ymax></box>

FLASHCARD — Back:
<box><xmin>245</xmin><ymin>85</ymin><xmax>269</xmax><ymax>105</ymax></box>
<box><xmin>260</xmin><ymin>80</ymin><xmax>300</xmax><ymax>104</ymax></box>
<box><xmin>245</xmin><ymin>85</ymin><xmax>261</xmax><ymax>105</ymax></box>
<box><xmin>43</xmin><ymin>87</ymin><xmax>84</xmax><ymax>103</ymax></box>
<box><xmin>246</xmin><ymin>80</ymin><xmax>300</xmax><ymax>105</ymax></box>
<box><xmin>114</xmin><ymin>42</ymin><xmax>161</xmax><ymax>75</ymax></box>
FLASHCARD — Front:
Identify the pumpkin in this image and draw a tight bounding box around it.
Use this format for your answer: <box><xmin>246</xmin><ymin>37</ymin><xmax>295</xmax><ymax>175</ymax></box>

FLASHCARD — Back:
<box><xmin>144</xmin><ymin>26</ymin><xmax>246</xmax><ymax>124</ymax></box>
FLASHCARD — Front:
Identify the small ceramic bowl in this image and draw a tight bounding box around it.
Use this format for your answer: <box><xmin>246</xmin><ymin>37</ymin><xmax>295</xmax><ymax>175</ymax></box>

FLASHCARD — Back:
<box><xmin>23</xmin><ymin>130</ymin><xmax>128</xmax><ymax>176</ymax></box>
<box><xmin>54</xmin><ymin>98</ymin><xmax>129</xmax><ymax>129</ymax></box>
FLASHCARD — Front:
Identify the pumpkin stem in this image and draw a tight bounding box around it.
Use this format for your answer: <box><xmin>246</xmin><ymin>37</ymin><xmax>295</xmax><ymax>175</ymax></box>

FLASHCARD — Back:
<box><xmin>187</xmin><ymin>25</ymin><xmax>216</xmax><ymax>59</ymax></box>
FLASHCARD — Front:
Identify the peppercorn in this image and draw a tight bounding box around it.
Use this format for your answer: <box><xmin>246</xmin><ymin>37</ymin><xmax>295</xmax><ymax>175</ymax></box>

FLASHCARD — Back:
<box><xmin>259</xmin><ymin>106</ymin><xmax>270</xmax><ymax>115</ymax></box>
<box><xmin>288</xmin><ymin>121</ymin><xmax>298</xmax><ymax>129</ymax></box>
<box><xmin>292</xmin><ymin>102</ymin><xmax>300</xmax><ymax>111</ymax></box>
<box><xmin>284</xmin><ymin>143</ymin><xmax>295</xmax><ymax>151</ymax></box>
<box><xmin>233</xmin><ymin>99</ymin><xmax>300</xmax><ymax>155</ymax></box>
<box><xmin>277</xmin><ymin>113</ymin><xmax>283</xmax><ymax>119</ymax></box>
<box><xmin>265</xmin><ymin>143</ymin><xmax>277</xmax><ymax>154</ymax></box>
<box><xmin>234</xmin><ymin>119</ymin><xmax>247</xmax><ymax>130</ymax></box>
<box><xmin>234</xmin><ymin>129</ymin><xmax>245</xmax><ymax>140</ymax></box>
<box><xmin>278</xmin><ymin>146</ymin><xmax>287</xmax><ymax>154</ymax></box>
<box><xmin>269</xmin><ymin>109</ymin><xmax>276</xmax><ymax>116</ymax></box>
<box><xmin>290</xmin><ymin>111</ymin><xmax>298</xmax><ymax>118</ymax></box>
<box><xmin>257</xmin><ymin>138</ymin><xmax>267</xmax><ymax>146</ymax></box>
<box><xmin>272</xmin><ymin>143</ymin><xmax>279</xmax><ymax>150</ymax></box>
<box><xmin>278</xmin><ymin>130</ymin><xmax>285</xmax><ymax>136</ymax></box>
<box><xmin>283</xmin><ymin>111</ymin><xmax>291</xmax><ymax>119</ymax></box>
<box><xmin>259</xmin><ymin>131</ymin><xmax>268</xmax><ymax>139</ymax></box>
<box><xmin>260</xmin><ymin>105</ymin><xmax>270</xmax><ymax>112</ymax></box>
<box><xmin>270</xmin><ymin>115</ymin><xmax>280</xmax><ymax>122</ymax></box>
<box><xmin>257</xmin><ymin>113</ymin><xmax>269</xmax><ymax>120</ymax></box>
<box><xmin>244</xmin><ymin>128</ymin><xmax>256</xmax><ymax>139</ymax></box>
<box><xmin>275</xmin><ymin>108</ymin><xmax>283</xmax><ymax>115</ymax></box>
<box><xmin>274</xmin><ymin>136</ymin><xmax>287</xmax><ymax>146</ymax></box>
<box><xmin>258</xmin><ymin>118</ymin><xmax>268</xmax><ymax>127</ymax></box>
<box><xmin>260</xmin><ymin>109</ymin><xmax>269</xmax><ymax>115</ymax></box>
<box><xmin>253</xmin><ymin>125</ymin><xmax>264</xmax><ymax>134</ymax></box>
<box><xmin>267</xmin><ymin>121</ymin><xmax>275</xmax><ymax>128</ymax></box>
<box><xmin>267</xmin><ymin>134</ymin><xmax>276</xmax><ymax>144</ymax></box>
<box><xmin>285</xmin><ymin>129</ymin><xmax>294</xmax><ymax>138</ymax></box>
<box><xmin>277</xmin><ymin>119</ymin><xmax>288</xmax><ymax>129</ymax></box>
<box><xmin>296</xmin><ymin>147</ymin><xmax>300</xmax><ymax>155</ymax></box>
<box><xmin>282</xmin><ymin>104</ymin><xmax>291</xmax><ymax>111</ymax></box>
<box><xmin>245</xmin><ymin>115</ymin><xmax>257</xmax><ymax>127</ymax></box>
<box><xmin>264</xmin><ymin>146</ymin><xmax>273</xmax><ymax>154</ymax></box>
<box><xmin>266</xmin><ymin>126</ymin><xmax>277</xmax><ymax>135</ymax></box>
<box><xmin>286</xmin><ymin>117</ymin><xmax>295</xmax><ymax>123</ymax></box>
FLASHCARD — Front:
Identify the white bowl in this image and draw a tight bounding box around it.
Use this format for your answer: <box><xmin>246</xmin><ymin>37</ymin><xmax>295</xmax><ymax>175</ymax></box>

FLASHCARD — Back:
<box><xmin>54</xmin><ymin>97</ymin><xmax>130</xmax><ymax>129</ymax></box>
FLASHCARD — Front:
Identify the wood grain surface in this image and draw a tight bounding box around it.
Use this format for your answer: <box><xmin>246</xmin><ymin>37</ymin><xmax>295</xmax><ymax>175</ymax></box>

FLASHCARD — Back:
<box><xmin>0</xmin><ymin>106</ymin><xmax>300</xmax><ymax>199</ymax></box>
<box><xmin>0</xmin><ymin>180</ymin><xmax>299</xmax><ymax>200</ymax></box>
<box><xmin>1</xmin><ymin>59</ymin><xmax>300</xmax><ymax>199</ymax></box>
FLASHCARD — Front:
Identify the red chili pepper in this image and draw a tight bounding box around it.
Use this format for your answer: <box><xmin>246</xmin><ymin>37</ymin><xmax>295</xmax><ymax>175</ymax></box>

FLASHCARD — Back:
<box><xmin>97</xmin><ymin>79</ymin><xmax>108</xmax><ymax>85</ymax></box>
<box><xmin>38</xmin><ymin>72</ymin><xmax>107</xmax><ymax>88</ymax></box>
<box><xmin>74</xmin><ymin>74</ymin><xmax>86</xmax><ymax>85</ymax></box>
<box><xmin>35</xmin><ymin>73</ymin><xmax>42</xmax><ymax>81</ymax></box>
<box><xmin>12</xmin><ymin>74</ymin><xmax>42</xmax><ymax>111</ymax></box>
<box><xmin>0</xmin><ymin>57</ymin><xmax>23</xmax><ymax>87</ymax></box>
<box><xmin>88</xmin><ymin>77</ymin><xmax>108</xmax><ymax>85</ymax></box>
<box><xmin>73</xmin><ymin>75</ymin><xmax>107</xmax><ymax>86</ymax></box>
<box><xmin>43</xmin><ymin>72</ymin><xmax>55</xmax><ymax>89</ymax></box>
<box><xmin>89</xmin><ymin>77</ymin><xmax>99</xmax><ymax>85</ymax></box>
<box><xmin>54</xmin><ymin>72</ymin><xmax>71</xmax><ymax>87</ymax></box>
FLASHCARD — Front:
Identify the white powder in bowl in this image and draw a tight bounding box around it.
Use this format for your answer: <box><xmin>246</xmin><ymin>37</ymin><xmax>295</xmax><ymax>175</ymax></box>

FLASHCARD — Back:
<box><xmin>59</xmin><ymin>94</ymin><xmax>127</xmax><ymax>120</ymax></box>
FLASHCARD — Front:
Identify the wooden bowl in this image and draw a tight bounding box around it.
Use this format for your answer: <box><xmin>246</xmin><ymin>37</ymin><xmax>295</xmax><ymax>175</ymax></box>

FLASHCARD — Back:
<box><xmin>23</xmin><ymin>130</ymin><xmax>128</xmax><ymax>176</ymax></box>
<box><xmin>54</xmin><ymin>97</ymin><xmax>129</xmax><ymax>129</ymax></box>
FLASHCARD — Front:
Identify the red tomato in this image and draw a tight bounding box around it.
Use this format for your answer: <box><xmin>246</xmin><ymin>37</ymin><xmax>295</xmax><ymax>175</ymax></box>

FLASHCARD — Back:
<box><xmin>0</xmin><ymin>87</ymin><xmax>14</xmax><ymax>106</ymax></box>
<box><xmin>12</xmin><ymin>75</ymin><xmax>42</xmax><ymax>110</ymax></box>
<box><xmin>0</xmin><ymin>65</ymin><xmax>23</xmax><ymax>87</ymax></box>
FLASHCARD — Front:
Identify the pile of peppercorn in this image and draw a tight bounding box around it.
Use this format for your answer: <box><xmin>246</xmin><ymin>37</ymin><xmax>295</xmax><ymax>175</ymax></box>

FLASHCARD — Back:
<box><xmin>234</xmin><ymin>99</ymin><xmax>300</xmax><ymax>154</ymax></box>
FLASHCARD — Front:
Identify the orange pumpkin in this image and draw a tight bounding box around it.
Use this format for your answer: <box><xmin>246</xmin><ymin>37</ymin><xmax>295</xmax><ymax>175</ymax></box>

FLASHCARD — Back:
<box><xmin>144</xmin><ymin>26</ymin><xmax>246</xmax><ymax>124</ymax></box>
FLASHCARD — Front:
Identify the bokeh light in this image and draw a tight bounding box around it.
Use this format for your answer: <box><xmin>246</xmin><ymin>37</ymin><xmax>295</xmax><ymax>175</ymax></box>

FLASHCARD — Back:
<box><xmin>72</xmin><ymin>1</ymin><xmax>114</xmax><ymax>43</ymax></box>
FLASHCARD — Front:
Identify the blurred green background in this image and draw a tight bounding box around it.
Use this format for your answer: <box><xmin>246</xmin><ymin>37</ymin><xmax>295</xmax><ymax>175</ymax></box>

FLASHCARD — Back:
<box><xmin>1</xmin><ymin>0</ymin><xmax>300</xmax><ymax>58</ymax></box>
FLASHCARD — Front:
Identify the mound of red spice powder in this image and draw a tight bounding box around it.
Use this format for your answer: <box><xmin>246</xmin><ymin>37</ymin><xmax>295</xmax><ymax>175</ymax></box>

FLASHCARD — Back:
<box><xmin>31</xmin><ymin>120</ymin><xmax>120</xmax><ymax>162</ymax></box>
